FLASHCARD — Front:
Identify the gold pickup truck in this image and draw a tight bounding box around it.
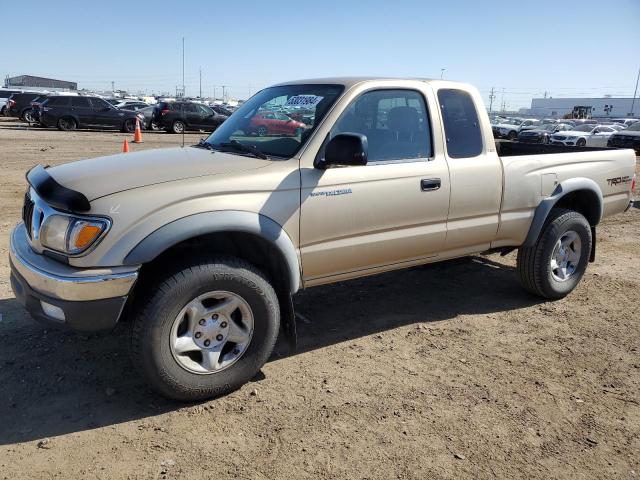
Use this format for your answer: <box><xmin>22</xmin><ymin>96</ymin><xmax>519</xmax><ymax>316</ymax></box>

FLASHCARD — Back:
<box><xmin>9</xmin><ymin>78</ymin><xmax>636</xmax><ymax>400</ymax></box>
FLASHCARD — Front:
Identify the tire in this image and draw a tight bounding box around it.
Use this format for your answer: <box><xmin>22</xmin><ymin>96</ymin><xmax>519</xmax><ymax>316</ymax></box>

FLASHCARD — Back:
<box><xmin>57</xmin><ymin>117</ymin><xmax>77</xmax><ymax>131</ymax></box>
<box><xmin>130</xmin><ymin>256</ymin><xmax>280</xmax><ymax>401</ymax></box>
<box><xmin>171</xmin><ymin>120</ymin><xmax>185</xmax><ymax>134</ymax></box>
<box><xmin>150</xmin><ymin>121</ymin><xmax>160</xmax><ymax>131</ymax></box>
<box><xmin>122</xmin><ymin>118</ymin><xmax>136</xmax><ymax>133</ymax></box>
<box><xmin>508</xmin><ymin>130</ymin><xmax>517</xmax><ymax>141</ymax></box>
<box><xmin>516</xmin><ymin>208</ymin><xmax>592</xmax><ymax>300</ymax></box>
<box><xmin>576</xmin><ymin>138</ymin><xmax>586</xmax><ymax>147</ymax></box>
<box><xmin>257</xmin><ymin>125</ymin><xmax>268</xmax><ymax>136</ymax></box>
<box><xmin>22</xmin><ymin>109</ymin><xmax>34</xmax><ymax>123</ymax></box>
<box><xmin>1</xmin><ymin>106</ymin><xmax>6</xmax><ymax>116</ymax></box>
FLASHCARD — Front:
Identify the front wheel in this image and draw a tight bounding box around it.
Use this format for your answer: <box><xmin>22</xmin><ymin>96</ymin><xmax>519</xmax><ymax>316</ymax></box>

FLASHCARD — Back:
<box><xmin>257</xmin><ymin>125</ymin><xmax>268</xmax><ymax>136</ymax></box>
<box><xmin>171</xmin><ymin>120</ymin><xmax>186</xmax><ymax>134</ymax></box>
<box><xmin>576</xmin><ymin>138</ymin><xmax>586</xmax><ymax>147</ymax></box>
<box><xmin>130</xmin><ymin>257</ymin><xmax>280</xmax><ymax>401</ymax></box>
<box><xmin>23</xmin><ymin>109</ymin><xmax>34</xmax><ymax>123</ymax></box>
<box><xmin>508</xmin><ymin>130</ymin><xmax>518</xmax><ymax>141</ymax></box>
<box><xmin>516</xmin><ymin>209</ymin><xmax>591</xmax><ymax>299</ymax></box>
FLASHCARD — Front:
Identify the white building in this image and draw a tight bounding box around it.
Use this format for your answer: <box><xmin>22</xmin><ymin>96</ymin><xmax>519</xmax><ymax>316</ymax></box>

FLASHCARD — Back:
<box><xmin>529</xmin><ymin>97</ymin><xmax>638</xmax><ymax>118</ymax></box>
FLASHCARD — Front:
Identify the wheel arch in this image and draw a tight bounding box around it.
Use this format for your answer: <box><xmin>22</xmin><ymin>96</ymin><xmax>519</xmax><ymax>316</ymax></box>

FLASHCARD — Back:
<box><xmin>523</xmin><ymin>177</ymin><xmax>603</xmax><ymax>247</ymax></box>
<box><xmin>123</xmin><ymin>211</ymin><xmax>301</xmax><ymax>295</ymax></box>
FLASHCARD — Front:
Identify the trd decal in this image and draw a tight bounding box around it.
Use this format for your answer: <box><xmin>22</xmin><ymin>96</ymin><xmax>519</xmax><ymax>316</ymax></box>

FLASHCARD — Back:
<box><xmin>606</xmin><ymin>176</ymin><xmax>632</xmax><ymax>186</ymax></box>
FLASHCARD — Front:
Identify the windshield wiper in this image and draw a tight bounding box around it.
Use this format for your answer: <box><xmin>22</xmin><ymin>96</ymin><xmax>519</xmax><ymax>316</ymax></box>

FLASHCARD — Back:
<box><xmin>194</xmin><ymin>139</ymin><xmax>216</xmax><ymax>151</ymax></box>
<box><xmin>219</xmin><ymin>140</ymin><xmax>268</xmax><ymax>159</ymax></box>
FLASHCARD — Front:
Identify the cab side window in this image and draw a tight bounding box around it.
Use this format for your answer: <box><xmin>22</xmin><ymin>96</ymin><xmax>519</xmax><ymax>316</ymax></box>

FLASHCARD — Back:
<box><xmin>331</xmin><ymin>89</ymin><xmax>432</xmax><ymax>163</ymax></box>
<box><xmin>437</xmin><ymin>89</ymin><xmax>483</xmax><ymax>158</ymax></box>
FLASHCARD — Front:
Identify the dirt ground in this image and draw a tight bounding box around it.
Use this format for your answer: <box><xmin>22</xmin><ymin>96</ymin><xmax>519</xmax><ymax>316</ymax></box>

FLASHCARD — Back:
<box><xmin>0</xmin><ymin>116</ymin><xmax>638</xmax><ymax>480</ymax></box>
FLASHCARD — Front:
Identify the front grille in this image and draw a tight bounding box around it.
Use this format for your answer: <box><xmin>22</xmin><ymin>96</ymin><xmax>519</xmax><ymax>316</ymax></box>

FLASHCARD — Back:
<box><xmin>554</xmin><ymin>136</ymin><xmax>567</xmax><ymax>141</ymax></box>
<box><xmin>22</xmin><ymin>191</ymin><xmax>35</xmax><ymax>239</ymax></box>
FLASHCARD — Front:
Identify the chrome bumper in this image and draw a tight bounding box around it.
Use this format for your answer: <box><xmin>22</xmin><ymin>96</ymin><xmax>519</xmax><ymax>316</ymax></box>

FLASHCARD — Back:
<box><xmin>9</xmin><ymin>223</ymin><xmax>138</xmax><ymax>302</ymax></box>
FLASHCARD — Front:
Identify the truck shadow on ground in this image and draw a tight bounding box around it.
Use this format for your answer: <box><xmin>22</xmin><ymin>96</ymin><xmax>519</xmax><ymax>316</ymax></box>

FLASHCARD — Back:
<box><xmin>0</xmin><ymin>255</ymin><xmax>542</xmax><ymax>445</ymax></box>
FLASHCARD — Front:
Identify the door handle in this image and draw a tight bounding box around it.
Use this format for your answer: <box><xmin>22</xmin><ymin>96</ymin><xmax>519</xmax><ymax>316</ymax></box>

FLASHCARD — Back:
<box><xmin>421</xmin><ymin>178</ymin><xmax>441</xmax><ymax>191</ymax></box>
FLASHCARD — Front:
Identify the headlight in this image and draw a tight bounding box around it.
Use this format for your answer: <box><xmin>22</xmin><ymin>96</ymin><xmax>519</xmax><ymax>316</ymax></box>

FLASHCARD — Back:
<box><xmin>40</xmin><ymin>214</ymin><xmax>109</xmax><ymax>255</ymax></box>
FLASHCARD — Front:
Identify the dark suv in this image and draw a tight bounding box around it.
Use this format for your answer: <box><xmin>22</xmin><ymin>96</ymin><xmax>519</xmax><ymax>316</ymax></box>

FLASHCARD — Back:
<box><xmin>154</xmin><ymin>101</ymin><xmax>228</xmax><ymax>133</ymax></box>
<box><xmin>40</xmin><ymin>96</ymin><xmax>144</xmax><ymax>132</ymax></box>
<box><xmin>6</xmin><ymin>92</ymin><xmax>42</xmax><ymax>120</ymax></box>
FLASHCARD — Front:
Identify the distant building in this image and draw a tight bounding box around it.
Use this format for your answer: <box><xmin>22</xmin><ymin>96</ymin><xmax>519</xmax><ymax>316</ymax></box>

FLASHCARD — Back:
<box><xmin>4</xmin><ymin>75</ymin><xmax>77</xmax><ymax>91</ymax></box>
<box><xmin>529</xmin><ymin>97</ymin><xmax>638</xmax><ymax>118</ymax></box>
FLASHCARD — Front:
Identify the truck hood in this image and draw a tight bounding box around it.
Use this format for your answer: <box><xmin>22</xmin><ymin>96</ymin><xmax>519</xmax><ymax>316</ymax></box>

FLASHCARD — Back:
<box><xmin>47</xmin><ymin>146</ymin><xmax>272</xmax><ymax>201</ymax></box>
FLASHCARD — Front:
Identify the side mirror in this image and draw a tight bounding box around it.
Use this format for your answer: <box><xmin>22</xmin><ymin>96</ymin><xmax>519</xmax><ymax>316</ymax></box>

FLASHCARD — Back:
<box><xmin>317</xmin><ymin>133</ymin><xmax>368</xmax><ymax>169</ymax></box>
<box><xmin>101</xmin><ymin>107</ymin><xmax>111</xmax><ymax>112</ymax></box>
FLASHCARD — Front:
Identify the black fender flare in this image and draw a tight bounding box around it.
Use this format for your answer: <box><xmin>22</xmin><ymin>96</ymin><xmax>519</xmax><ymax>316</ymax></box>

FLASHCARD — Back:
<box><xmin>122</xmin><ymin>210</ymin><xmax>302</xmax><ymax>294</ymax></box>
<box><xmin>523</xmin><ymin>177</ymin><xmax>603</xmax><ymax>247</ymax></box>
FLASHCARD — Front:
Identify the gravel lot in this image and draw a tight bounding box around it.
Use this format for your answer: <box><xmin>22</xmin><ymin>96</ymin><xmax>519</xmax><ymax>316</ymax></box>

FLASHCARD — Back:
<box><xmin>0</xmin><ymin>117</ymin><xmax>638</xmax><ymax>479</ymax></box>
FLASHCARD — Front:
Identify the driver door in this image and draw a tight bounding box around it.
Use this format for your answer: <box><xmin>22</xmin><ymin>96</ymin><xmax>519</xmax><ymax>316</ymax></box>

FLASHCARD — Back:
<box><xmin>299</xmin><ymin>88</ymin><xmax>450</xmax><ymax>284</ymax></box>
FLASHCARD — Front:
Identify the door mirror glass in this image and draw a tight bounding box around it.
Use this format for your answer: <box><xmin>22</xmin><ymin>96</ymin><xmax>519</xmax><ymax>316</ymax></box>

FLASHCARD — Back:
<box><xmin>318</xmin><ymin>133</ymin><xmax>368</xmax><ymax>169</ymax></box>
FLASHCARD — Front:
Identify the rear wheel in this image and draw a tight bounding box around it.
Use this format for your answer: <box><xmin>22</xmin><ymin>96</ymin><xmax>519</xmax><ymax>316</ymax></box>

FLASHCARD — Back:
<box><xmin>257</xmin><ymin>126</ymin><xmax>268</xmax><ymax>136</ymax></box>
<box><xmin>22</xmin><ymin>109</ymin><xmax>34</xmax><ymax>123</ymax></box>
<box><xmin>576</xmin><ymin>138</ymin><xmax>586</xmax><ymax>147</ymax></box>
<box><xmin>130</xmin><ymin>256</ymin><xmax>280</xmax><ymax>401</ymax></box>
<box><xmin>57</xmin><ymin>117</ymin><xmax>77</xmax><ymax>131</ymax></box>
<box><xmin>516</xmin><ymin>209</ymin><xmax>591</xmax><ymax>299</ymax></box>
<box><xmin>171</xmin><ymin>120</ymin><xmax>186</xmax><ymax>134</ymax></box>
<box><xmin>122</xmin><ymin>118</ymin><xmax>136</xmax><ymax>133</ymax></box>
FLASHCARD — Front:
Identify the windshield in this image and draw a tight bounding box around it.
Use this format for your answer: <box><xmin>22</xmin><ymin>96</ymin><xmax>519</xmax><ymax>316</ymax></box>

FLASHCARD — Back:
<box><xmin>627</xmin><ymin>122</ymin><xmax>640</xmax><ymax>131</ymax></box>
<box><xmin>205</xmin><ymin>84</ymin><xmax>344</xmax><ymax>158</ymax></box>
<box><xmin>573</xmin><ymin>124</ymin><xmax>594</xmax><ymax>132</ymax></box>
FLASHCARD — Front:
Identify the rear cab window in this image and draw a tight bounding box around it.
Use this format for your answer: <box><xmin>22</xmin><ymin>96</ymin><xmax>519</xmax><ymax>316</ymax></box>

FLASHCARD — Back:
<box><xmin>437</xmin><ymin>89</ymin><xmax>484</xmax><ymax>158</ymax></box>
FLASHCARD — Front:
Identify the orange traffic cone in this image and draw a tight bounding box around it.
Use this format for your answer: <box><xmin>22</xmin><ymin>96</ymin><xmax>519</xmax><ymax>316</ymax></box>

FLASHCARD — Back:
<box><xmin>133</xmin><ymin>118</ymin><xmax>143</xmax><ymax>143</ymax></box>
<box><xmin>122</xmin><ymin>139</ymin><xmax>130</xmax><ymax>153</ymax></box>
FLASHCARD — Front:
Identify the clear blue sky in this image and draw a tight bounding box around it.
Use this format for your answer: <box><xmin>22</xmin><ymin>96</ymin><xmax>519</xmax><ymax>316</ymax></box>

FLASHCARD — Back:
<box><xmin>1</xmin><ymin>0</ymin><xmax>639</xmax><ymax>109</ymax></box>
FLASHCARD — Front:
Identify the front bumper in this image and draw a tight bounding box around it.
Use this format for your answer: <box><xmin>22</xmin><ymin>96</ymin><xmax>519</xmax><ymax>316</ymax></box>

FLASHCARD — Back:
<box><xmin>9</xmin><ymin>224</ymin><xmax>139</xmax><ymax>331</ymax></box>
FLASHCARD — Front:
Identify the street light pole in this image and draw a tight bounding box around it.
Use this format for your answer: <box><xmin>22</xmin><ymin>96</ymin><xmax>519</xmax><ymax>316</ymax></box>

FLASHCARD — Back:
<box><xmin>440</xmin><ymin>68</ymin><xmax>445</xmax><ymax>79</ymax></box>
<box><xmin>630</xmin><ymin>66</ymin><xmax>640</xmax><ymax>116</ymax></box>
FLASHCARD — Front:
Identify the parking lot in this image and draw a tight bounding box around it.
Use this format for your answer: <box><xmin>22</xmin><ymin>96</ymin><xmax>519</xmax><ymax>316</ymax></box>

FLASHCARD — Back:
<box><xmin>0</xmin><ymin>115</ymin><xmax>639</xmax><ymax>479</ymax></box>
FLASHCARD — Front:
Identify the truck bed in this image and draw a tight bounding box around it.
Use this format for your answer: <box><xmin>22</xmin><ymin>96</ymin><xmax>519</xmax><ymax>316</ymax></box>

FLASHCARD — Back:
<box><xmin>495</xmin><ymin>140</ymin><xmax>615</xmax><ymax>156</ymax></box>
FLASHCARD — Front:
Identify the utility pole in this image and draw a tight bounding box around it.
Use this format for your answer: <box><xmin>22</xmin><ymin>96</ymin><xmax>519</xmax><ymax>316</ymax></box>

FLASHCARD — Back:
<box><xmin>630</xmin><ymin>66</ymin><xmax>640</xmax><ymax>116</ymax></box>
<box><xmin>111</xmin><ymin>80</ymin><xmax>115</xmax><ymax>92</ymax></box>
<box><xmin>500</xmin><ymin>88</ymin><xmax>505</xmax><ymax>113</ymax></box>
<box><xmin>440</xmin><ymin>68</ymin><xmax>445</xmax><ymax>79</ymax></box>
<box><xmin>199</xmin><ymin>68</ymin><xmax>202</xmax><ymax>98</ymax></box>
<box><xmin>181</xmin><ymin>37</ymin><xmax>185</xmax><ymax>98</ymax></box>
<box><xmin>488</xmin><ymin>87</ymin><xmax>495</xmax><ymax>113</ymax></box>
<box><xmin>221</xmin><ymin>85</ymin><xmax>228</xmax><ymax>102</ymax></box>
<box><xmin>213</xmin><ymin>86</ymin><xmax>217</xmax><ymax>100</ymax></box>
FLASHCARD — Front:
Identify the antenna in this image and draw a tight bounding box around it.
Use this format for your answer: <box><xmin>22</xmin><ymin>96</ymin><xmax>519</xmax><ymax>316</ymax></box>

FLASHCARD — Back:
<box><xmin>181</xmin><ymin>102</ymin><xmax>185</xmax><ymax>148</ymax></box>
<box><xmin>182</xmin><ymin>37</ymin><xmax>185</xmax><ymax>98</ymax></box>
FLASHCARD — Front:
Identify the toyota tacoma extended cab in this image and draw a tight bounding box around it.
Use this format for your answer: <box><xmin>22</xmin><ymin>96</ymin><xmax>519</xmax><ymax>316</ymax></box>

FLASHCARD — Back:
<box><xmin>9</xmin><ymin>78</ymin><xmax>636</xmax><ymax>401</ymax></box>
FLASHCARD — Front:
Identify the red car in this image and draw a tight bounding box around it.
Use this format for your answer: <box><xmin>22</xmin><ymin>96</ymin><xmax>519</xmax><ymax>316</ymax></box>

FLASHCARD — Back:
<box><xmin>250</xmin><ymin>111</ymin><xmax>306</xmax><ymax>136</ymax></box>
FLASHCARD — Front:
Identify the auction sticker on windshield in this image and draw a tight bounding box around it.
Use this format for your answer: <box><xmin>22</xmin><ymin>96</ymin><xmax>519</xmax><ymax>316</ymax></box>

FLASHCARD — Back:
<box><xmin>285</xmin><ymin>95</ymin><xmax>324</xmax><ymax>108</ymax></box>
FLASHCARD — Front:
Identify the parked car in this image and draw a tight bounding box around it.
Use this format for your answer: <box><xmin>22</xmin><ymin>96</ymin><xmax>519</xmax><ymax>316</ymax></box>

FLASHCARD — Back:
<box><xmin>115</xmin><ymin>101</ymin><xmax>149</xmax><ymax>111</ymax></box>
<box><xmin>8</xmin><ymin>77</ymin><xmax>635</xmax><ymax>401</ymax></box>
<box><xmin>493</xmin><ymin>118</ymin><xmax>540</xmax><ymax>139</ymax></box>
<box><xmin>610</xmin><ymin>118</ymin><xmax>639</xmax><ymax>127</ymax></box>
<box><xmin>607</xmin><ymin>121</ymin><xmax>640</xmax><ymax>153</ymax></box>
<box><xmin>28</xmin><ymin>95</ymin><xmax>50</xmax><ymax>123</ymax></box>
<box><xmin>154</xmin><ymin>101</ymin><xmax>228</xmax><ymax>133</ymax></box>
<box><xmin>517</xmin><ymin>122</ymin><xmax>574</xmax><ymax>144</ymax></box>
<box><xmin>138</xmin><ymin>105</ymin><xmax>159</xmax><ymax>130</ymax></box>
<box><xmin>0</xmin><ymin>89</ymin><xmax>22</xmax><ymax>115</ymax></box>
<box><xmin>39</xmin><ymin>95</ymin><xmax>144</xmax><ymax>132</ymax></box>
<box><xmin>550</xmin><ymin>124</ymin><xmax>618</xmax><ymax>147</ymax></box>
<box><xmin>5</xmin><ymin>92</ymin><xmax>42</xmax><ymax>120</ymax></box>
<box><xmin>210</xmin><ymin>104</ymin><xmax>234</xmax><ymax>116</ymax></box>
<box><xmin>249</xmin><ymin>111</ymin><xmax>307</xmax><ymax>136</ymax></box>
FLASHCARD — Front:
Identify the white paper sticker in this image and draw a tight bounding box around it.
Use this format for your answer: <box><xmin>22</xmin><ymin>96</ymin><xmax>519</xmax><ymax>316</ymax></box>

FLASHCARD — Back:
<box><xmin>284</xmin><ymin>95</ymin><xmax>324</xmax><ymax>108</ymax></box>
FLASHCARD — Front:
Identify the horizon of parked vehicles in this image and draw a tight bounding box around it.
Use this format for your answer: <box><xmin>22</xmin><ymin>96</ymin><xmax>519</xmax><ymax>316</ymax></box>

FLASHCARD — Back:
<box><xmin>2</xmin><ymin>88</ymin><xmax>639</xmax><ymax>153</ymax></box>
